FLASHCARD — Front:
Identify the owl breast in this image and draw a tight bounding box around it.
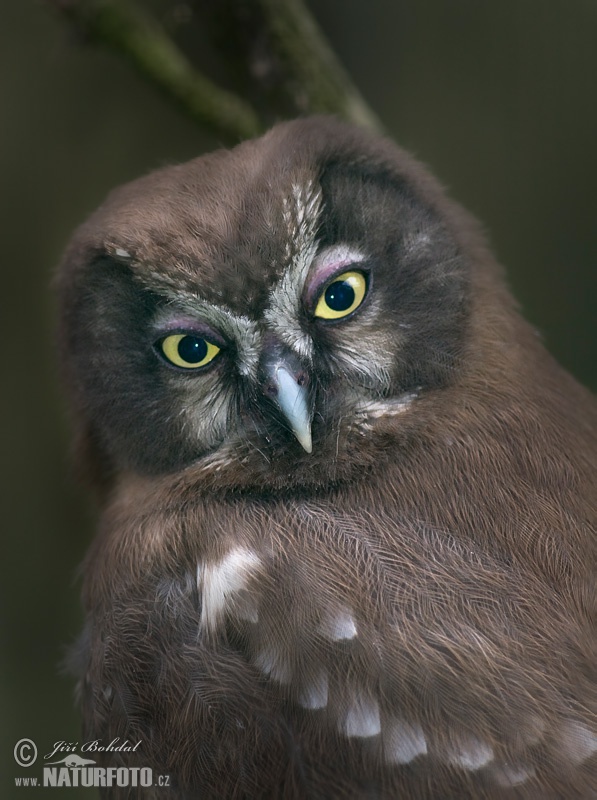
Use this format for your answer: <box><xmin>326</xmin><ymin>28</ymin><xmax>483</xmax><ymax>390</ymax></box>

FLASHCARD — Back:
<box><xmin>79</xmin><ymin>453</ymin><xmax>596</xmax><ymax>798</ymax></box>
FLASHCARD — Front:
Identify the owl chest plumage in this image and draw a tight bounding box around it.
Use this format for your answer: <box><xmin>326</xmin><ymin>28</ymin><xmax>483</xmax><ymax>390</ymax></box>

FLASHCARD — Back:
<box><xmin>79</xmin><ymin>423</ymin><xmax>595</xmax><ymax>798</ymax></box>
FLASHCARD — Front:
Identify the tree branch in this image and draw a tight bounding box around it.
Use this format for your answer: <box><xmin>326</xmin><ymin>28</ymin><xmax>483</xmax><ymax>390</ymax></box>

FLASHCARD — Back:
<box><xmin>252</xmin><ymin>0</ymin><xmax>382</xmax><ymax>130</ymax></box>
<box><xmin>48</xmin><ymin>0</ymin><xmax>382</xmax><ymax>142</ymax></box>
<box><xmin>47</xmin><ymin>0</ymin><xmax>263</xmax><ymax>142</ymax></box>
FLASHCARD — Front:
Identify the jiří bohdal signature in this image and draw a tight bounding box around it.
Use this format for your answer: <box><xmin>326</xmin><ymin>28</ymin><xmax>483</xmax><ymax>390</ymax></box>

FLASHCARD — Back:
<box><xmin>45</xmin><ymin>738</ymin><xmax>142</xmax><ymax>761</ymax></box>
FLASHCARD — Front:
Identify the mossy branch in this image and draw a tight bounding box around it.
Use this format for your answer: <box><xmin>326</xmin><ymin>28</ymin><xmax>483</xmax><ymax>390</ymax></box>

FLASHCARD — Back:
<box><xmin>253</xmin><ymin>0</ymin><xmax>381</xmax><ymax>130</ymax></box>
<box><xmin>47</xmin><ymin>0</ymin><xmax>263</xmax><ymax>142</ymax></box>
<box><xmin>47</xmin><ymin>0</ymin><xmax>382</xmax><ymax>142</ymax></box>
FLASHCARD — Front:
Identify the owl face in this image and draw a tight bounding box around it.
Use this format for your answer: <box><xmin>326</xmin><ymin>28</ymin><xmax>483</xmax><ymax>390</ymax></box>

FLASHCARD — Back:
<box><xmin>59</xmin><ymin>118</ymin><xmax>470</xmax><ymax>487</ymax></box>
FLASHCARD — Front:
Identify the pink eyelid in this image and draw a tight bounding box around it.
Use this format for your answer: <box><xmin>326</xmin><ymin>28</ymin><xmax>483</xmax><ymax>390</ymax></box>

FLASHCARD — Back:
<box><xmin>152</xmin><ymin>317</ymin><xmax>225</xmax><ymax>345</ymax></box>
<box><xmin>304</xmin><ymin>247</ymin><xmax>368</xmax><ymax>309</ymax></box>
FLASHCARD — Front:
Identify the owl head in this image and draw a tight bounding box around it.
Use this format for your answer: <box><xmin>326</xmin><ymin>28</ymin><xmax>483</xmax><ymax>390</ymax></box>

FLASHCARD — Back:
<box><xmin>58</xmin><ymin>117</ymin><xmax>503</xmax><ymax>492</ymax></box>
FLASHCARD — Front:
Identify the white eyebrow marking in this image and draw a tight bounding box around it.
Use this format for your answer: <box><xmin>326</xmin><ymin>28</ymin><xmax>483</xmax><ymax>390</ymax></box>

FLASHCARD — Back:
<box><xmin>311</xmin><ymin>244</ymin><xmax>367</xmax><ymax>277</ymax></box>
<box><xmin>199</xmin><ymin>548</ymin><xmax>262</xmax><ymax>633</ymax></box>
<box><xmin>341</xmin><ymin>695</ymin><xmax>381</xmax><ymax>737</ymax></box>
<box><xmin>283</xmin><ymin>181</ymin><xmax>323</xmax><ymax>263</ymax></box>
<box><xmin>264</xmin><ymin>180</ymin><xmax>323</xmax><ymax>360</ymax></box>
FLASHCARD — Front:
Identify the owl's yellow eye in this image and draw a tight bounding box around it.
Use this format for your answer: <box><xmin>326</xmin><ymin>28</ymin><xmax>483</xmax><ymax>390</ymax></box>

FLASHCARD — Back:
<box><xmin>313</xmin><ymin>271</ymin><xmax>367</xmax><ymax>320</ymax></box>
<box><xmin>160</xmin><ymin>334</ymin><xmax>221</xmax><ymax>369</ymax></box>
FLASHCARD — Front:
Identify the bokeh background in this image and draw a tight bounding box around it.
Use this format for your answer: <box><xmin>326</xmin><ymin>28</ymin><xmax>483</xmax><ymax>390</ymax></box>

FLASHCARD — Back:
<box><xmin>2</xmin><ymin>1</ymin><xmax>596</xmax><ymax>796</ymax></box>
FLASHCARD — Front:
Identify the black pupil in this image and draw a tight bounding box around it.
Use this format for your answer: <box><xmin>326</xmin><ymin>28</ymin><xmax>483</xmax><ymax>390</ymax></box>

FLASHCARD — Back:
<box><xmin>178</xmin><ymin>336</ymin><xmax>208</xmax><ymax>364</ymax></box>
<box><xmin>325</xmin><ymin>278</ymin><xmax>355</xmax><ymax>312</ymax></box>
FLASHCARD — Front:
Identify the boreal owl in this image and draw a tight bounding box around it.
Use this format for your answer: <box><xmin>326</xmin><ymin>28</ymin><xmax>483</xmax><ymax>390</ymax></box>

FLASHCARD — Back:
<box><xmin>58</xmin><ymin>117</ymin><xmax>597</xmax><ymax>798</ymax></box>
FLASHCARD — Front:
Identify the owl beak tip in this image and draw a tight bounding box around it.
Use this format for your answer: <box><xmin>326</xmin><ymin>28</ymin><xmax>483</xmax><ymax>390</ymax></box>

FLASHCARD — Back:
<box><xmin>297</xmin><ymin>430</ymin><xmax>313</xmax><ymax>454</ymax></box>
<box><xmin>271</xmin><ymin>366</ymin><xmax>314</xmax><ymax>455</ymax></box>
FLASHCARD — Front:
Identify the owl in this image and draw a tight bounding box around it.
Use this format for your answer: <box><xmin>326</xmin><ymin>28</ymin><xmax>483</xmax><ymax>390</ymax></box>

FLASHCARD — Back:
<box><xmin>58</xmin><ymin>117</ymin><xmax>596</xmax><ymax>798</ymax></box>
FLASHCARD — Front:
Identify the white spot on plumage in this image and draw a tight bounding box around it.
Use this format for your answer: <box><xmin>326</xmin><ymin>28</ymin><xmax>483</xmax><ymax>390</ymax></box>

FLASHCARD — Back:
<box><xmin>114</xmin><ymin>248</ymin><xmax>131</xmax><ymax>259</ymax></box>
<box><xmin>354</xmin><ymin>394</ymin><xmax>418</xmax><ymax>418</ymax></box>
<box><xmin>235</xmin><ymin>603</ymin><xmax>259</xmax><ymax>624</ymax></box>
<box><xmin>253</xmin><ymin>647</ymin><xmax>291</xmax><ymax>683</ymax></box>
<box><xmin>490</xmin><ymin>763</ymin><xmax>535</xmax><ymax>787</ymax></box>
<box><xmin>298</xmin><ymin>670</ymin><xmax>329</xmax><ymax>710</ymax></box>
<box><xmin>384</xmin><ymin>719</ymin><xmax>428</xmax><ymax>764</ymax></box>
<box><xmin>445</xmin><ymin>736</ymin><xmax>493</xmax><ymax>771</ymax></box>
<box><xmin>197</xmin><ymin>443</ymin><xmax>238</xmax><ymax>475</ymax></box>
<box><xmin>520</xmin><ymin>715</ymin><xmax>546</xmax><ymax>746</ymax></box>
<box><xmin>560</xmin><ymin>721</ymin><xmax>597</xmax><ymax>764</ymax></box>
<box><xmin>199</xmin><ymin>547</ymin><xmax>262</xmax><ymax>632</ymax></box>
<box><xmin>353</xmin><ymin>393</ymin><xmax>418</xmax><ymax>434</ymax></box>
<box><xmin>320</xmin><ymin>608</ymin><xmax>357</xmax><ymax>641</ymax></box>
<box><xmin>342</xmin><ymin>695</ymin><xmax>381</xmax><ymax>738</ymax></box>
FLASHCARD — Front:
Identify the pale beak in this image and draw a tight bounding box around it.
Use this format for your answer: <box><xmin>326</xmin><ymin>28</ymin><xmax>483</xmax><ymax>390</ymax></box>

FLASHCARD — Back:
<box><xmin>269</xmin><ymin>365</ymin><xmax>313</xmax><ymax>453</ymax></box>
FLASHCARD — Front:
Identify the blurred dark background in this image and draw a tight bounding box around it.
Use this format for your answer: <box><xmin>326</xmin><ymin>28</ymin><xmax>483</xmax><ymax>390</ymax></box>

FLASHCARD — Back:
<box><xmin>3</xmin><ymin>1</ymin><xmax>596</xmax><ymax>796</ymax></box>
